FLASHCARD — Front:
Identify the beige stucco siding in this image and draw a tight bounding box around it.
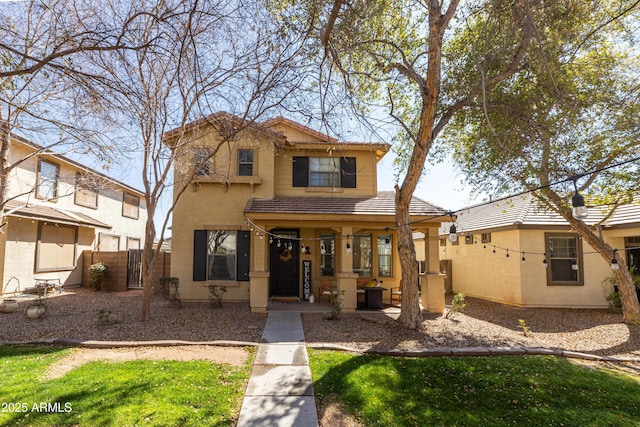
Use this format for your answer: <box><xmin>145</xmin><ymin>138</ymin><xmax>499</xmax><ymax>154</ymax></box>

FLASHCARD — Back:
<box><xmin>274</xmin><ymin>149</ymin><xmax>377</xmax><ymax>198</ymax></box>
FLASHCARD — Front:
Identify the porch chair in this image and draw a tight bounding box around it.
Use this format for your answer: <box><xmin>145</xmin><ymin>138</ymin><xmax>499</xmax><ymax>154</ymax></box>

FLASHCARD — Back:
<box><xmin>390</xmin><ymin>280</ymin><xmax>402</xmax><ymax>306</ymax></box>
<box><xmin>319</xmin><ymin>278</ymin><xmax>337</xmax><ymax>303</ymax></box>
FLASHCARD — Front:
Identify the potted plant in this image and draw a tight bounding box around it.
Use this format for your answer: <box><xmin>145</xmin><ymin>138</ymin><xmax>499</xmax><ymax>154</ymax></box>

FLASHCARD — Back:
<box><xmin>26</xmin><ymin>297</ymin><xmax>46</xmax><ymax>319</ymax></box>
<box><xmin>0</xmin><ymin>299</ymin><xmax>18</xmax><ymax>313</ymax></box>
<box><xmin>89</xmin><ymin>262</ymin><xmax>109</xmax><ymax>290</ymax></box>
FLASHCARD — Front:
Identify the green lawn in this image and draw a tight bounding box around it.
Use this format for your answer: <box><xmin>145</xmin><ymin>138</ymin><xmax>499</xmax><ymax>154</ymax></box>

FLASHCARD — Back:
<box><xmin>0</xmin><ymin>345</ymin><xmax>254</xmax><ymax>427</ymax></box>
<box><xmin>309</xmin><ymin>350</ymin><xmax>640</xmax><ymax>426</ymax></box>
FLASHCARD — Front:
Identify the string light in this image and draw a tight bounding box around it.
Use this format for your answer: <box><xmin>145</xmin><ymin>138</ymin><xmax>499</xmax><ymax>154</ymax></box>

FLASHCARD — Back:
<box><xmin>571</xmin><ymin>176</ymin><xmax>588</xmax><ymax>220</ymax></box>
<box><xmin>448</xmin><ymin>224</ymin><xmax>458</xmax><ymax>243</ymax></box>
<box><xmin>521</xmin><ymin>252</ymin><xmax>526</xmax><ymax>264</ymax></box>
<box><xmin>611</xmin><ymin>249</ymin><xmax>619</xmax><ymax>271</ymax></box>
<box><xmin>571</xmin><ymin>259</ymin><xmax>578</xmax><ymax>271</ymax></box>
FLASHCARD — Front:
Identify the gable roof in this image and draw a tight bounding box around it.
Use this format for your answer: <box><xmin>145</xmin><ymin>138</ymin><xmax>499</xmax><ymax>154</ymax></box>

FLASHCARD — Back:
<box><xmin>12</xmin><ymin>134</ymin><xmax>144</xmax><ymax>197</ymax></box>
<box><xmin>439</xmin><ymin>193</ymin><xmax>640</xmax><ymax>235</ymax></box>
<box><xmin>245</xmin><ymin>191</ymin><xmax>446</xmax><ymax>221</ymax></box>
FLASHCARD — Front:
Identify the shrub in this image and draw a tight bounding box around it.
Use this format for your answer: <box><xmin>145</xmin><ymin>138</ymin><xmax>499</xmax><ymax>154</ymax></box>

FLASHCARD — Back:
<box><xmin>159</xmin><ymin>277</ymin><xmax>181</xmax><ymax>307</ymax></box>
<box><xmin>89</xmin><ymin>262</ymin><xmax>109</xmax><ymax>291</ymax></box>
<box><xmin>208</xmin><ymin>285</ymin><xmax>227</xmax><ymax>308</ymax></box>
<box><xmin>445</xmin><ymin>292</ymin><xmax>466</xmax><ymax>319</ymax></box>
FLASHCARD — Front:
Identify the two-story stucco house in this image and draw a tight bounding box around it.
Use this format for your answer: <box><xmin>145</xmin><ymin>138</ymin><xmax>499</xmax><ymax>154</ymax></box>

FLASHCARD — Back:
<box><xmin>0</xmin><ymin>134</ymin><xmax>147</xmax><ymax>294</ymax></box>
<box><xmin>168</xmin><ymin>114</ymin><xmax>448</xmax><ymax>313</ymax></box>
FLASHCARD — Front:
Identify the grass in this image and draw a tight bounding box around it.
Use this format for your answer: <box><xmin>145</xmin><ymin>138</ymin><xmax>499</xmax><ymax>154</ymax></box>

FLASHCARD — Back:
<box><xmin>309</xmin><ymin>350</ymin><xmax>640</xmax><ymax>426</ymax></box>
<box><xmin>0</xmin><ymin>345</ymin><xmax>254</xmax><ymax>427</ymax></box>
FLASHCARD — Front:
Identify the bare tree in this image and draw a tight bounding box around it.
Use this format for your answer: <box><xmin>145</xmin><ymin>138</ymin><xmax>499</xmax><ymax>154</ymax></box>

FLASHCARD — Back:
<box><xmin>73</xmin><ymin>0</ymin><xmax>309</xmax><ymax>320</ymax></box>
<box><xmin>0</xmin><ymin>0</ymin><xmax>156</xmax><ymax>227</ymax></box>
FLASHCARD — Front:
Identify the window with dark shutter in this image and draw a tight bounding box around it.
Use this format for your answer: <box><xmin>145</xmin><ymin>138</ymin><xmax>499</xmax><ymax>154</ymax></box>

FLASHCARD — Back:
<box><xmin>340</xmin><ymin>157</ymin><xmax>356</xmax><ymax>188</ymax></box>
<box><xmin>236</xmin><ymin>231</ymin><xmax>251</xmax><ymax>281</ymax></box>
<box><xmin>193</xmin><ymin>230</ymin><xmax>208</xmax><ymax>281</ymax></box>
<box><xmin>292</xmin><ymin>156</ymin><xmax>309</xmax><ymax>187</ymax></box>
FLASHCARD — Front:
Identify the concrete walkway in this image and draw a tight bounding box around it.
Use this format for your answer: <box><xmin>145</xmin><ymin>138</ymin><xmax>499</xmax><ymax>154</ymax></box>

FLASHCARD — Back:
<box><xmin>236</xmin><ymin>311</ymin><xmax>319</xmax><ymax>427</ymax></box>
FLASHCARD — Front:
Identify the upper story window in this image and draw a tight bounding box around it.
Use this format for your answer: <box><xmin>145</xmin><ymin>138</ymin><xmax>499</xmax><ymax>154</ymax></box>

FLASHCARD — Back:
<box><xmin>545</xmin><ymin>233</ymin><xmax>583</xmax><ymax>286</ymax></box>
<box><xmin>74</xmin><ymin>173</ymin><xmax>98</xmax><ymax>209</ymax></box>
<box><xmin>293</xmin><ymin>156</ymin><xmax>356</xmax><ymax>188</ymax></box>
<box><xmin>36</xmin><ymin>160</ymin><xmax>59</xmax><ymax>200</ymax></box>
<box><xmin>310</xmin><ymin>157</ymin><xmax>340</xmax><ymax>187</ymax></box>
<box><xmin>237</xmin><ymin>149</ymin><xmax>254</xmax><ymax>176</ymax></box>
<box><xmin>194</xmin><ymin>149</ymin><xmax>211</xmax><ymax>176</ymax></box>
<box><xmin>122</xmin><ymin>192</ymin><xmax>140</xmax><ymax>219</ymax></box>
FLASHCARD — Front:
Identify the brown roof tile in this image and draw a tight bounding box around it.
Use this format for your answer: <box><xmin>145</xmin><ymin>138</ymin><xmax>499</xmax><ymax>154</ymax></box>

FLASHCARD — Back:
<box><xmin>245</xmin><ymin>191</ymin><xmax>446</xmax><ymax>218</ymax></box>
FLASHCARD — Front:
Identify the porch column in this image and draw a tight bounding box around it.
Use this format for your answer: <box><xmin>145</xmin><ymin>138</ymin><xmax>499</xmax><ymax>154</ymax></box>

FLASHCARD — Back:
<box><xmin>337</xmin><ymin>226</ymin><xmax>357</xmax><ymax>312</ymax></box>
<box><xmin>249</xmin><ymin>229</ymin><xmax>269</xmax><ymax>313</ymax></box>
<box><xmin>420</xmin><ymin>227</ymin><xmax>446</xmax><ymax>314</ymax></box>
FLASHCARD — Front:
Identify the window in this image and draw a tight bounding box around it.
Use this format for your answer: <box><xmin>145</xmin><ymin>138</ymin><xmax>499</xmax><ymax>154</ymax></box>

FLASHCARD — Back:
<box><xmin>127</xmin><ymin>237</ymin><xmax>141</xmax><ymax>250</ymax></box>
<box><xmin>194</xmin><ymin>149</ymin><xmax>211</xmax><ymax>176</ymax></box>
<box><xmin>237</xmin><ymin>149</ymin><xmax>254</xmax><ymax>176</ymax></box>
<box><xmin>465</xmin><ymin>235</ymin><xmax>474</xmax><ymax>245</ymax></box>
<box><xmin>122</xmin><ymin>193</ymin><xmax>140</xmax><ymax>219</ymax></box>
<box><xmin>193</xmin><ymin>230</ymin><xmax>250</xmax><ymax>282</ymax></box>
<box><xmin>309</xmin><ymin>157</ymin><xmax>340</xmax><ymax>187</ymax></box>
<box><xmin>292</xmin><ymin>156</ymin><xmax>356</xmax><ymax>188</ymax></box>
<box><xmin>74</xmin><ymin>173</ymin><xmax>98</xmax><ymax>208</ymax></box>
<box><xmin>481</xmin><ymin>233</ymin><xmax>492</xmax><ymax>243</ymax></box>
<box><xmin>36</xmin><ymin>160</ymin><xmax>59</xmax><ymax>199</ymax></box>
<box><xmin>320</xmin><ymin>234</ymin><xmax>335</xmax><ymax>276</ymax></box>
<box><xmin>545</xmin><ymin>233</ymin><xmax>583</xmax><ymax>286</ymax></box>
<box><xmin>36</xmin><ymin>223</ymin><xmax>77</xmax><ymax>271</ymax></box>
<box><xmin>377</xmin><ymin>235</ymin><xmax>392</xmax><ymax>277</ymax></box>
<box><xmin>98</xmin><ymin>233</ymin><xmax>120</xmax><ymax>251</ymax></box>
<box><xmin>207</xmin><ymin>231</ymin><xmax>237</xmax><ymax>280</ymax></box>
<box><xmin>352</xmin><ymin>234</ymin><xmax>372</xmax><ymax>277</ymax></box>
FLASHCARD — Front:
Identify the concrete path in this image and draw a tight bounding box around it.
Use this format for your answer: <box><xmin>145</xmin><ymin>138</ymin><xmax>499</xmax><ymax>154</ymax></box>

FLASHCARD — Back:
<box><xmin>237</xmin><ymin>311</ymin><xmax>319</xmax><ymax>427</ymax></box>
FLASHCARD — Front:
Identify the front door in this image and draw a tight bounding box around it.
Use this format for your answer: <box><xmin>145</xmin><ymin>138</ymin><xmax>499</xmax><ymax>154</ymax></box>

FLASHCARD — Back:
<box><xmin>270</xmin><ymin>230</ymin><xmax>299</xmax><ymax>297</ymax></box>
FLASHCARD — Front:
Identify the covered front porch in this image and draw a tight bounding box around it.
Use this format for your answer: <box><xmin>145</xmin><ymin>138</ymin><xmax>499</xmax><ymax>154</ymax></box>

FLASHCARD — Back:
<box><xmin>244</xmin><ymin>192</ymin><xmax>448</xmax><ymax>313</ymax></box>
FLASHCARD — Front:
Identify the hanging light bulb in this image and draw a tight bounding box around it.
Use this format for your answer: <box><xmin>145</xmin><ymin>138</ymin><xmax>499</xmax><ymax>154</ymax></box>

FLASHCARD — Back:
<box><xmin>287</xmin><ymin>241</ymin><xmax>293</xmax><ymax>251</ymax></box>
<box><xmin>385</xmin><ymin>235</ymin><xmax>391</xmax><ymax>249</ymax></box>
<box><xmin>320</xmin><ymin>243</ymin><xmax>326</xmax><ymax>255</ymax></box>
<box><xmin>260</xmin><ymin>233</ymin><xmax>264</xmax><ymax>239</ymax></box>
<box><xmin>269</xmin><ymin>236</ymin><xmax>273</xmax><ymax>244</ymax></box>
<box><xmin>346</xmin><ymin>241</ymin><xmax>352</xmax><ymax>254</ymax></box>
<box><xmin>543</xmin><ymin>258</ymin><xmax>548</xmax><ymax>268</ymax></box>
<box><xmin>571</xmin><ymin>259</ymin><xmax>578</xmax><ymax>271</ymax></box>
<box><xmin>277</xmin><ymin>239</ymin><xmax>281</xmax><ymax>248</ymax></box>
<box><xmin>521</xmin><ymin>252</ymin><xmax>526</xmax><ymax>264</ymax></box>
<box><xmin>571</xmin><ymin>178</ymin><xmax>588</xmax><ymax>220</ymax></box>
<box><xmin>611</xmin><ymin>249</ymin><xmax>620</xmax><ymax>271</ymax></box>
<box><xmin>506</xmin><ymin>249</ymin><xmax>510</xmax><ymax>258</ymax></box>
<box><xmin>492</xmin><ymin>246</ymin><xmax>496</xmax><ymax>255</ymax></box>
<box><xmin>448</xmin><ymin>224</ymin><xmax>458</xmax><ymax>243</ymax></box>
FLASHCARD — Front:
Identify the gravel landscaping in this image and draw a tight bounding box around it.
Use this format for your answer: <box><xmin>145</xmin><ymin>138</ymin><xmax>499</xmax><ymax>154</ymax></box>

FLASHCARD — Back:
<box><xmin>1</xmin><ymin>287</ymin><xmax>639</xmax><ymax>364</ymax></box>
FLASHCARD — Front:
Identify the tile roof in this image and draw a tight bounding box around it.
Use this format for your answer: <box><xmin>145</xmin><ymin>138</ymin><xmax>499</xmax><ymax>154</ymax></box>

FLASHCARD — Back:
<box><xmin>245</xmin><ymin>191</ymin><xmax>446</xmax><ymax>219</ymax></box>
<box><xmin>439</xmin><ymin>193</ymin><xmax>640</xmax><ymax>235</ymax></box>
<box><xmin>4</xmin><ymin>200</ymin><xmax>111</xmax><ymax>229</ymax></box>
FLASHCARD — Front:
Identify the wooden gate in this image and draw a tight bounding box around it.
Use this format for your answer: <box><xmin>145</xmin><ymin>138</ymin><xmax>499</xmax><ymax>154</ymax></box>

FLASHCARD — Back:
<box><xmin>127</xmin><ymin>249</ymin><xmax>143</xmax><ymax>288</ymax></box>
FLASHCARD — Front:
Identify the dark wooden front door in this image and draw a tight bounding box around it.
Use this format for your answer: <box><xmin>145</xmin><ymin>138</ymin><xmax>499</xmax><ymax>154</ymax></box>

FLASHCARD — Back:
<box><xmin>270</xmin><ymin>230</ymin><xmax>299</xmax><ymax>297</ymax></box>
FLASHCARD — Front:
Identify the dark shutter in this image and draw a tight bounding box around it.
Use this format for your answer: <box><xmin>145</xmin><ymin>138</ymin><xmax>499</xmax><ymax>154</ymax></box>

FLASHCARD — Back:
<box><xmin>340</xmin><ymin>157</ymin><xmax>356</xmax><ymax>188</ymax></box>
<box><xmin>193</xmin><ymin>230</ymin><xmax>207</xmax><ymax>281</ymax></box>
<box><xmin>292</xmin><ymin>156</ymin><xmax>309</xmax><ymax>187</ymax></box>
<box><xmin>236</xmin><ymin>230</ymin><xmax>251</xmax><ymax>281</ymax></box>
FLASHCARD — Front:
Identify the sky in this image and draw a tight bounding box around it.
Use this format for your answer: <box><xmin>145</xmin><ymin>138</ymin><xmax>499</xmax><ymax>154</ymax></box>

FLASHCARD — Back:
<box><xmin>376</xmin><ymin>153</ymin><xmax>482</xmax><ymax>213</ymax></box>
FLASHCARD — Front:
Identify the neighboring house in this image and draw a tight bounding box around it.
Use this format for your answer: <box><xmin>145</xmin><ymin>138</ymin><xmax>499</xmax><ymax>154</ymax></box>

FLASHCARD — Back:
<box><xmin>439</xmin><ymin>194</ymin><xmax>640</xmax><ymax>308</ymax></box>
<box><xmin>0</xmin><ymin>134</ymin><xmax>147</xmax><ymax>294</ymax></box>
<box><xmin>168</xmin><ymin>114</ymin><xmax>448</xmax><ymax>312</ymax></box>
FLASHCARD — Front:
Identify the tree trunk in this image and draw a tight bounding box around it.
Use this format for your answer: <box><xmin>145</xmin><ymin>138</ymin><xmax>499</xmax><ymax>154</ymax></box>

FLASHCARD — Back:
<box><xmin>395</xmin><ymin>188</ymin><xmax>422</xmax><ymax>329</ymax></box>
<box><xmin>139</xmin><ymin>205</ymin><xmax>157</xmax><ymax>321</ymax></box>
<box><xmin>569</xmin><ymin>217</ymin><xmax>640</xmax><ymax>323</ymax></box>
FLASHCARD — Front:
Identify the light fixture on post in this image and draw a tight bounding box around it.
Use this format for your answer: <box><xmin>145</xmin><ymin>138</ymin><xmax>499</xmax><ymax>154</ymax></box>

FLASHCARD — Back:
<box><xmin>611</xmin><ymin>249</ymin><xmax>620</xmax><ymax>271</ymax></box>
<box><xmin>571</xmin><ymin>177</ymin><xmax>588</xmax><ymax>220</ymax></box>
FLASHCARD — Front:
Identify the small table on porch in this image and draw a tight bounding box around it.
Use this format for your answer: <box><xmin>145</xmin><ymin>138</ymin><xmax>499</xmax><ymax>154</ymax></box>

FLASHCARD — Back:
<box><xmin>362</xmin><ymin>287</ymin><xmax>387</xmax><ymax>310</ymax></box>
